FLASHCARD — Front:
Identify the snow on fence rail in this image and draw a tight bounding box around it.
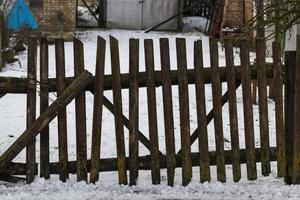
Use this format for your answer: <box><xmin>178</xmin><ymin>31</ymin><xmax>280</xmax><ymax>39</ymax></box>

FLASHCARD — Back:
<box><xmin>0</xmin><ymin>35</ymin><xmax>285</xmax><ymax>186</ymax></box>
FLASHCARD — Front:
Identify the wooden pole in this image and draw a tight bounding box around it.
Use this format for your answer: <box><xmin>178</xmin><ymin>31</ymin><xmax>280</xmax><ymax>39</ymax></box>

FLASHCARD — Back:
<box><xmin>284</xmin><ymin>51</ymin><xmax>296</xmax><ymax>184</ymax></box>
<box><xmin>176</xmin><ymin>38</ymin><xmax>192</xmax><ymax>186</ymax></box>
<box><xmin>240</xmin><ymin>39</ymin><xmax>257</xmax><ymax>180</ymax></box>
<box><xmin>109</xmin><ymin>36</ymin><xmax>127</xmax><ymax>185</ymax></box>
<box><xmin>26</xmin><ymin>37</ymin><xmax>37</xmax><ymax>184</ymax></box>
<box><xmin>194</xmin><ymin>40</ymin><xmax>211</xmax><ymax>182</ymax></box>
<box><xmin>129</xmin><ymin>38</ymin><xmax>139</xmax><ymax>186</ymax></box>
<box><xmin>273</xmin><ymin>42</ymin><xmax>285</xmax><ymax>177</ymax></box>
<box><xmin>40</xmin><ymin>38</ymin><xmax>50</xmax><ymax>179</ymax></box>
<box><xmin>0</xmin><ymin>71</ymin><xmax>92</xmax><ymax>173</ymax></box>
<box><xmin>73</xmin><ymin>38</ymin><xmax>88</xmax><ymax>182</ymax></box>
<box><xmin>0</xmin><ymin>64</ymin><xmax>275</xmax><ymax>94</ymax></box>
<box><xmin>209</xmin><ymin>37</ymin><xmax>226</xmax><ymax>182</ymax></box>
<box><xmin>160</xmin><ymin>38</ymin><xmax>176</xmax><ymax>186</ymax></box>
<box><xmin>292</xmin><ymin>32</ymin><xmax>300</xmax><ymax>183</ymax></box>
<box><xmin>145</xmin><ymin>39</ymin><xmax>161</xmax><ymax>184</ymax></box>
<box><xmin>224</xmin><ymin>39</ymin><xmax>241</xmax><ymax>182</ymax></box>
<box><xmin>256</xmin><ymin>38</ymin><xmax>270</xmax><ymax>176</ymax></box>
<box><xmin>55</xmin><ymin>39</ymin><xmax>69</xmax><ymax>182</ymax></box>
<box><xmin>90</xmin><ymin>37</ymin><xmax>106</xmax><ymax>184</ymax></box>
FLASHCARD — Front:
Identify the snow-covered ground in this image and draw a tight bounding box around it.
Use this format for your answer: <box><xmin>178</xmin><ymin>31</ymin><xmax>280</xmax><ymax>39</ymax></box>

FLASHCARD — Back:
<box><xmin>0</xmin><ymin>29</ymin><xmax>293</xmax><ymax>199</ymax></box>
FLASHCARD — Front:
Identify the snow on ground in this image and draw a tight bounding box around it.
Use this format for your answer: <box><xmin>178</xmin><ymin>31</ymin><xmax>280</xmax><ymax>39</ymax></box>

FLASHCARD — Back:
<box><xmin>0</xmin><ymin>29</ymin><xmax>291</xmax><ymax>199</ymax></box>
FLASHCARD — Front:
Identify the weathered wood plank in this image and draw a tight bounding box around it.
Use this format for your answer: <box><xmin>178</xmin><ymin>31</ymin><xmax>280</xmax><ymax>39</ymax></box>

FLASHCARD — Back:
<box><xmin>284</xmin><ymin>51</ymin><xmax>296</xmax><ymax>184</ymax></box>
<box><xmin>240</xmin><ymin>40</ymin><xmax>257</xmax><ymax>180</ymax></box>
<box><xmin>90</xmin><ymin>37</ymin><xmax>106</xmax><ymax>184</ymax></box>
<box><xmin>48</xmin><ymin>147</ymin><xmax>278</xmax><ymax>174</ymax></box>
<box><xmin>55</xmin><ymin>39</ymin><xmax>69</xmax><ymax>182</ymax></box>
<box><xmin>224</xmin><ymin>39</ymin><xmax>241</xmax><ymax>182</ymax></box>
<box><xmin>256</xmin><ymin>38</ymin><xmax>270</xmax><ymax>176</ymax></box>
<box><xmin>145</xmin><ymin>39</ymin><xmax>161</xmax><ymax>184</ymax></box>
<box><xmin>209</xmin><ymin>37</ymin><xmax>226</xmax><ymax>182</ymax></box>
<box><xmin>40</xmin><ymin>38</ymin><xmax>50</xmax><ymax>179</ymax></box>
<box><xmin>0</xmin><ymin>64</ymin><xmax>275</xmax><ymax>94</ymax></box>
<box><xmin>176</xmin><ymin>38</ymin><xmax>192</xmax><ymax>186</ymax></box>
<box><xmin>109</xmin><ymin>36</ymin><xmax>128</xmax><ymax>185</ymax></box>
<box><xmin>73</xmin><ymin>37</ymin><xmax>88</xmax><ymax>182</ymax></box>
<box><xmin>194</xmin><ymin>40</ymin><xmax>211</xmax><ymax>183</ymax></box>
<box><xmin>273</xmin><ymin>42</ymin><xmax>285</xmax><ymax>177</ymax></box>
<box><xmin>160</xmin><ymin>38</ymin><xmax>176</xmax><ymax>186</ymax></box>
<box><xmin>292</xmin><ymin>34</ymin><xmax>300</xmax><ymax>183</ymax></box>
<box><xmin>26</xmin><ymin>37</ymin><xmax>37</xmax><ymax>184</ymax></box>
<box><xmin>129</xmin><ymin>38</ymin><xmax>139</xmax><ymax>185</ymax></box>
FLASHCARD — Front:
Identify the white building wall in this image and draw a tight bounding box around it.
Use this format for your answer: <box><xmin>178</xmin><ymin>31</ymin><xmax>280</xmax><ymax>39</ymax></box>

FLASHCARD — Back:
<box><xmin>106</xmin><ymin>0</ymin><xmax>179</xmax><ymax>30</ymax></box>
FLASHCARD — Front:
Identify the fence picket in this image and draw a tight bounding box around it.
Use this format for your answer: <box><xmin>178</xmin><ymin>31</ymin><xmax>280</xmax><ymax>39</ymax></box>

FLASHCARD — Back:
<box><xmin>129</xmin><ymin>38</ymin><xmax>139</xmax><ymax>185</ymax></box>
<box><xmin>90</xmin><ymin>37</ymin><xmax>106</xmax><ymax>183</ymax></box>
<box><xmin>40</xmin><ymin>38</ymin><xmax>50</xmax><ymax>179</ymax></box>
<box><xmin>176</xmin><ymin>38</ymin><xmax>192</xmax><ymax>186</ymax></box>
<box><xmin>145</xmin><ymin>39</ymin><xmax>161</xmax><ymax>184</ymax></box>
<box><xmin>224</xmin><ymin>39</ymin><xmax>241</xmax><ymax>182</ymax></box>
<box><xmin>240</xmin><ymin>40</ymin><xmax>257</xmax><ymax>180</ymax></box>
<box><xmin>194</xmin><ymin>40</ymin><xmax>211</xmax><ymax>183</ymax></box>
<box><xmin>55</xmin><ymin>39</ymin><xmax>69</xmax><ymax>182</ymax></box>
<box><xmin>74</xmin><ymin>38</ymin><xmax>88</xmax><ymax>182</ymax></box>
<box><xmin>291</xmin><ymin>34</ymin><xmax>300</xmax><ymax>183</ymax></box>
<box><xmin>110</xmin><ymin>36</ymin><xmax>128</xmax><ymax>185</ymax></box>
<box><xmin>256</xmin><ymin>38</ymin><xmax>270</xmax><ymax>176</ymax></box>
<box><xmin>160</xmin><ymin>38</ymin><xmax>176</xmax><ymax>186</ymax></box>
<box><xmin>209</xmin><ymin>37</ymin><xmax>226</xmax><ymax>182</ymax></box>
<box><xmin>26</xmin><ymin>37</ymin><xmax>37</xmax><ymax>184</ymax></box>
<box><xmin>272</xmin><ymin>42</ymin><xmax>285</xmax><ymax>177</ymax></box>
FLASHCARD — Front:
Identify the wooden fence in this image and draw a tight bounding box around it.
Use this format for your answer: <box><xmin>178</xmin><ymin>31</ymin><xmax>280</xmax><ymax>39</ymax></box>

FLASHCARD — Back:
<box><xmin>0</xmin><ymin>35</ymin><xmax>285</xmax><ymax>186</ymax></box>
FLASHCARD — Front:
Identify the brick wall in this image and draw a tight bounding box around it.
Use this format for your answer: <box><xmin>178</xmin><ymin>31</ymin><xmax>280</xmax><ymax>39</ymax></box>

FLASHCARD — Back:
<box><xmin>26</xmin><ymin>0</ymin><xmax>76</xmax><ymax>37</ymax></box>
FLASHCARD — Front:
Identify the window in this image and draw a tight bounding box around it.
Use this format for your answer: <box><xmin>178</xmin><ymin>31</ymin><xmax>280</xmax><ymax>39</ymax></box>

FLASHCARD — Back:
<box><xmin>29</xmin><ymin>0</ymin><xmax>43</xmax><ymax>8</ymax></box>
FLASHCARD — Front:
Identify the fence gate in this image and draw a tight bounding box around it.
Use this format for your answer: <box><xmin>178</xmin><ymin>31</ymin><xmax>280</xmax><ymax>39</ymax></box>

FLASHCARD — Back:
<box><xmin>0</xmin><ymin>34</ymin><xmax>288</xmax><ymax>186</ymax></box>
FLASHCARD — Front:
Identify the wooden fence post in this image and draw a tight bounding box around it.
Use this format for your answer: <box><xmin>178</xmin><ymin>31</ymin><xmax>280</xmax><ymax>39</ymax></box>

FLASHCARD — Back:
<box><xmin>109</xmin><ymin>36</ymin><xmax>128</xmax><ymax>185</ymax></box>
<box><xmin>284</xmin><ymin>50</ymin><xmax>296</xmax><ymax>184</ymax></box>
<box><xmin>209</xmin><ymin>37</ymin><xmax>226</xmax><ymax>182</ymax></box>
<box><xmin>194</xmin><ymin>40</ymin><xmax>211</xmax><ymax>182</ymax></box>
<box><xmin>160</xmin><ymin>38</ymin><xmax>176</xmax><ymax>186</ymax></box>
<box><xmin>26</xmin><ymin>37</ymin><xmax>37</xmax><ymax>184</ymax></box>
<box><xmin>240</xmin><ymin>39</ymin><xmax>257</xmax><ymax>180</ymax></box>
<box><xmin>176</xmin><ymin>38</ymin><xmax>192</xmax><ymax>186</ymax></box>
<box><xmin>74</xmin><ymin>38</ymin><xmax>88</xmax><ymax>182</ymax></box>
<box><xmin>224</xmin><ymin>39</ymin><xmax>241</xmax><ymax>182</ymax></box>
<box><xmin>256</xmin><ymin>38</ymin><xmax>270</xmax><ymax>176</ymax></box>
<box><xmin>90</xmin><ymin>37</ymin><xmax>106</xmax><ymax>184</ymax></box>
<box><xmin>291</xmin><ymin>31</ymin><xmax>300</xmax><ymax>183</ymax></box>
<box><xmin>55</xmin><ymin>39</ymin><xmax>69</xmax><ymax>182</ymax></box>
<box><xmin>129</xmin><ymin>38</ymin><xmax>139</xmax><ymax>186</ymax></box>
<box><xmin>145</xmin><ymin>39</ymin><xmax>161</xmax><ymax>185</ymax></box>
<box><xmin>273</xmin><ymin>42</ymin><xmax>285</xmax><ymax>177</ymax></box>
<box><xmin>40</xmin><ymin>38</ymin><xmax>50</xmax><ymax>179</ymax></box>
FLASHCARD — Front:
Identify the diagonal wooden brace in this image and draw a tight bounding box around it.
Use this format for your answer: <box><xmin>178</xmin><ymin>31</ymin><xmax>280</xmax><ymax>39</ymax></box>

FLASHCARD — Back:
<box><xmin>89</xmin><ymin>89</ymin><xmax>161</xmax><ymax>155</ymax></box>
<box><xmin>0</xmin><ymin>70</ymin><xmax>92</xmax><ymax>173</ymax></box>
<box><xmin>177</xmin><ymin>81</ymin><xmax>242</xmax><ymax>154</ymax></box>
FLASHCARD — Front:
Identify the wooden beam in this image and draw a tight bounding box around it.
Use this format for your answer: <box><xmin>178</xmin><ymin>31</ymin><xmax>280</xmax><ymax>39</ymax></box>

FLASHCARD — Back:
<box><xmin>48</xmin><ymin>147</ymin><xmax>278</xmax><ymax>174</ymax></box>
<box><xmin>0</xmin><ymin>64</ymin><xmax>274</xmax><ymax>94</ymax></box>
